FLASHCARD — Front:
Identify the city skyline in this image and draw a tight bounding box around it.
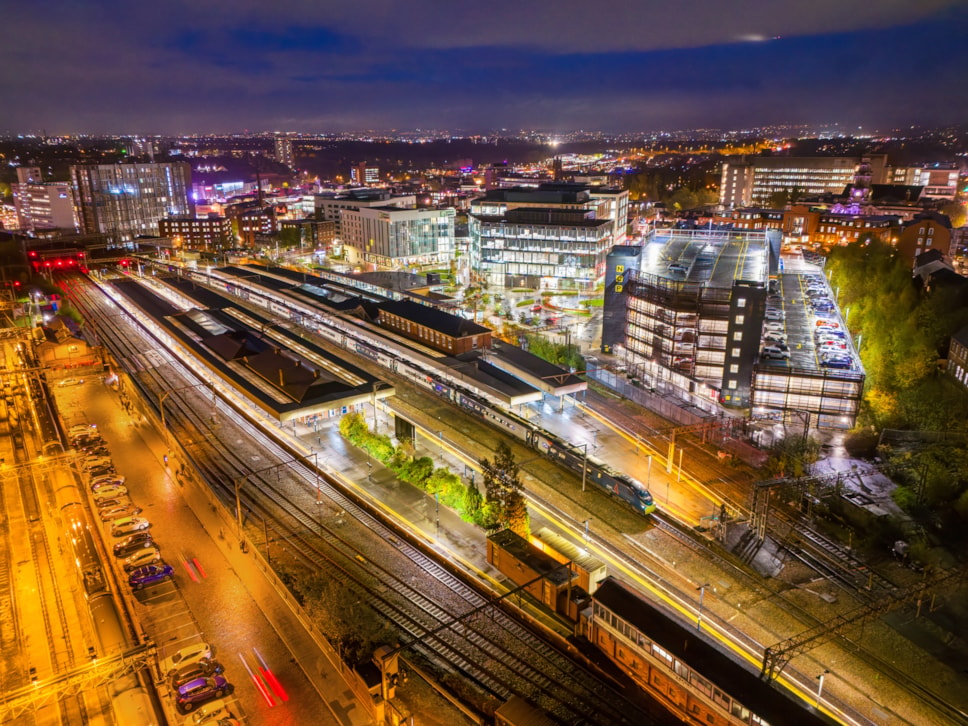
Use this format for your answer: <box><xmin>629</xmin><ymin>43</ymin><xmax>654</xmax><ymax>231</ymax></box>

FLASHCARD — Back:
<box><xmin>3</xmin><ymin>0</ymin><xmax>967</xmax><ymax>135</ymax></box>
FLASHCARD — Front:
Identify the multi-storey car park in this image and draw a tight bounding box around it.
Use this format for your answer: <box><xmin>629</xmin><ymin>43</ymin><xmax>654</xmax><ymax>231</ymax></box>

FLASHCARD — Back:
<box><xmin>601</xmin><ymin>228</ymin><xmax>865</xmax><ymax>429</ymax></box>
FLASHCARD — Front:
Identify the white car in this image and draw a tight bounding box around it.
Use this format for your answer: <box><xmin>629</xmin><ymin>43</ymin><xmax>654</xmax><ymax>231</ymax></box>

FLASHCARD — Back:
<box><xmin>111</xmin><ymin>517</ymin><xmax>151</xmax><ymax>537</ymax></box>
<box><xmin>92</xmin><ymin>485</ymin><xmax>128</xmax><ymax>501</ymax></box>
<box><xmin>182</xmin><ymin>699</ymin><xmax>232</xmax><ymax>725</ymax></box>
<box><xmin>122</xmin><ymin>547</ymin><xmax>162</xmax><ymax>572</ymax></box>
<box><xmin>162</xmin><ymin>643</ymin><xmax>215</xmax><ymax>676</ymax></box>
<box><xmin>58</xmin><ymin>377</ymin><xmax>84</xmax><ymax>387</ymax></box>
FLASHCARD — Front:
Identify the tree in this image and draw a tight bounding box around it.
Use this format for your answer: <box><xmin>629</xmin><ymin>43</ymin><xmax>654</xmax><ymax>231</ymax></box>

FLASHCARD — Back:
<box><xmin>767</xmin><ymin>189</ymin><xmax>789</xmax><ymax>209</ymax></box>
<box><xmin>667</xmin><ymin>187</ymin><xmax>698</xmax><ymax>211</ymax></box>
<box><xmin>940</xmin><ymin>202</ymin><xmax>967</xmax><ymax>229</ymax></box>
<box><xmin>479</xmin><ymin>441</ymin><xmax>526</xmax><ymax>530</ymax></box>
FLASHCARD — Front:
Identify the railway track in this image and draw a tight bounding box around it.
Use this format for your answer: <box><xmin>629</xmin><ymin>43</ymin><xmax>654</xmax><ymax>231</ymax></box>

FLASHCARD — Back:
<box><xmin>69</xmin><ymin>274</ymin><xmax>665</xmax><ymax>724</ymax></box>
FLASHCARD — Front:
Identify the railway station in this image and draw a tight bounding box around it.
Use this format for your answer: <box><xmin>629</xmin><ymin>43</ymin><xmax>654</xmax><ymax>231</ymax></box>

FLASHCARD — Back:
<box><xmin>108</xmin><ymin>276</ymin><xmax>392</xmax><ymax>423</ymax></box>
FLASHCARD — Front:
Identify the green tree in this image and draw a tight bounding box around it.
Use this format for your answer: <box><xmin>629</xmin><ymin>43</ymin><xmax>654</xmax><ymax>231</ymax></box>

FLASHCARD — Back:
<box><xmin>940</xmin><ymin>202</ymin><xmax>967</xmax><ymax>228</ymax></box>
<box><xmin>767</xmin><ymin>189</ymin><xmax>789</xmax><ymax>209</ymax></box>
<box><xmin>480</xmin><ymin>441</ymin><xmax>525</xmax><ymax>530</ymax></box>
<box><xmin>667</xmin><ymin>187</ymin><xmax>699</xmax><ymax>211</ymax></box>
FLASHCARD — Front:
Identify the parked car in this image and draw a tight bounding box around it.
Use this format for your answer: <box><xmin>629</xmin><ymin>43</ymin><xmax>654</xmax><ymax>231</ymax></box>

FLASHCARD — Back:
<box><xmin>821</xmin><ymin>356</ymin><xmax>853</xmax><ymax>370</ymax></box>
<box><xmin>763</xmin><ymin>331</ymin><xmax>786</xmax><ymax>344</ymax></box>
<box><xmin>91</xmin><ymin>477</ymin><xmax>126</xmax><ymax>492</ymax></box>
<box><xmin>111</xmin><ymin>516</ymin><xmax>151</xmax><ymax>537</ymax></box>
<box><xmin>162</xmin><ymin>643</ymin><xmax>215</xmax><ymax>676</ymax></box>
<box><xmin>761</xmin><ymin>345</ymin><xmax>791</xmax><ymax>360</ymax></box>
<box><xmin>93</xmin><ymin>485</ymin><xmax>128</xmax><ymax>501</ymax></box>
<box><xmin>170</xmin><ymin>659</ymin><xmax>225</xmax><ymax>690</ymax></box>
<box><xmin>182</xmin><ymin>699</ymin><xmax>232</xmax><ymax>726</ymax></box>
<box><xmin>82</xmin><ymin>456</ymin><xmax>113</xmax><ymax>472</ymax></box>
<box><xmin>818</xmin><ymin>341</ymin><xmax>847</xmax><ymax>351</ymax></box>
<box><xmin>764</xmin><ymin>310</ymin><xmax>784</xmax><ymax>322</ymax></box>
<box><xmin>176</xmin><ymin>676</ymin><xmax>229</xmax><ymax>713</ymax></box>
<box><xmin>816</xmin><ymin>320</ymin><xmax>841</xmax><ymax>329</ymax></box>
<box><xmin>81</xmin><ymin>443</ymin><xmax>110</xmax><ymax>457</ymax></box>
<box><xmin>99</xmin><ymin>504</ymin><xmax>143</xmax><ymax>522</ymax></box>
<box><xmin>531</xmin><ymin>305</ymin><xmax>542</xmax><ymax>312</ymax></box>
<box><xmin>87</xmin><ymin>464</ymin><xmax>117</xmax><ymax>479</ymax></box>
<box><xmin>128</xmin><ymin>563</ymin><xmax>174</xmax><ymax>590</ymax></box>
<box><xmin>94</xmin><ymin>496</ymin><xmax>131</xmax><ymax>511</ymax></box>
<box><xmin>57</xmin><ymin>377</ymin><xmax>84</xmax><ymax>387</ymax></box>
<box><xmin>113</xmin><ymin>532</ymin><xmax>154</xmax><ymax>557</ymax></box>
<box><xmin>122</xmin><ymin>547</ymin><xmax>162</xmax><ymax>572</ymax></box>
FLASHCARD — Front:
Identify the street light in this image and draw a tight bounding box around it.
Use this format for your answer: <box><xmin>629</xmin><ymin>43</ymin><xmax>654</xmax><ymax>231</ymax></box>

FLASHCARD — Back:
<box><xmin>816</xmin><ymin>669</ymin><xmax>830</xmax><ymax>708</ymax></box>
<box><xmin>696</xmin><ymin>583</ymin><xmax>711</xmax><ymax>632</ymax></box>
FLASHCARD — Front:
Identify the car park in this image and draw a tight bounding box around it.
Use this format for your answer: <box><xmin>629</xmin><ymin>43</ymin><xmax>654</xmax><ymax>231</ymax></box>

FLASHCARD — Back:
<box><xmin>170</xmin><ymin>659</ymin><xmax>226</xmax><ymax>690</ymax></box>
<box><xmin>113</xmin><ymin>532</ymin><xmax>154</xmax><ymax>557</ymax></box>
<box><xmin>761</xmin><ymin>345</ymin><xmax>790</xmax><ymax>360</ymax></box>
<box><xmin>122</xmin><ymin>547</ymin><xmax>162</xmax><ymax>572</ymax></box>
<box><xmin>176</xmin><ymin>676</ymin><xmax>229</xmax><ymax>713</ymax></box>
<box><xmin>111</xmin><ymin>516</ymin><xmax>151</xmax><ymax>537</ymax></box>
<box><xmin>99</xmin><ymin>504</ymin><xmax>143</xmax><ymax>522</ymax></box>
<box><xmin>93</xmin><ymin>485</ymin><xmax>129</xmax><ymax>501</ymax></box>
<box><xmin>182</xmin><ymin>699</ymin><xmax>232</xmax><ymax>726</ymax></box>
<box><xmin>129</xmin><ymin>563</ymin><xmax>174</xmax><ymax>590</ymax></box>
<box><xmin>162</xmin><ymin>643</ymin><xmax>215</xmax><ymax>676</ymax></box>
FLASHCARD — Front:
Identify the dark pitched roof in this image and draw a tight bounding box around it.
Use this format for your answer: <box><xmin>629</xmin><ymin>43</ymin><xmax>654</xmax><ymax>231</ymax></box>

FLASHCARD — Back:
<box><xmin>953</xmin><ymin>325</ymin><xmax>968</xmax><ymax>348</ymax></box>
<box><xmin>903</xmin><ymin>210</ymin><xmax>953</xmax><ymax>231</ymax></box>
<box><xmin>868</xmin><ymin>184</ymin><xmax>923</xmax><ymax>204</ymax></box>
<box><xmin>377</xmin><ymin>299</ymin><xmax>489</xmax><ymax>338</ymax></box>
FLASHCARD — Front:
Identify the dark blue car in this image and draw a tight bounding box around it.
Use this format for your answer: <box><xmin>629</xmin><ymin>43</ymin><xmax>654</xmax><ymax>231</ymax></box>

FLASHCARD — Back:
<box><xmin>176</xmin><ymin>675</ymin><xmax>230</xmax><ymax>712</ymax></box>
<box><xmin>821</xmin><ymin>355</ymin><xmax>852</xmax><ymax>369</ymax></box>
<box><xmin>128</xmin><ymin>563</ymin><xmax>174</xmax><ymax>590</ymax></box>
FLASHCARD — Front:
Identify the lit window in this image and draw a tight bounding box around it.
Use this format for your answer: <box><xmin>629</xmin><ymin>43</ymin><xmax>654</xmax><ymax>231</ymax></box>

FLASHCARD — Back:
<box><xmin>730</xmin><ymin>364</ymin><xmax>739</xmax><ymax>373</ymax></box>
<box><xmin>733</xmin><ymin>331</ymin><xmax>743</xmax><ymax>341</ymax></box>
<box><xmin>737</xmin><ymin>298</ymin><xmax>746</xmax><ymax>308</ymax></box>
<box><xmin>728</xmin><ymin>379</ymin><xmax>738</xmax><ymax>389</ymax></box>
<box><xmin>735</xmin><ymin>315</ymin><xmax>745</xmax><ymax>325</ymax></box>
<box><xmin>731</xmin><ymin>347</ymin><xmax>741</xmax><ymax>357</ymax></box>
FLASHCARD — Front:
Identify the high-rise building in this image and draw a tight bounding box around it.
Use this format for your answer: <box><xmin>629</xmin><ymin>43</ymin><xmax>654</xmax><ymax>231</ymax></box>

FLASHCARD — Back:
<box><xmin>274</xmin><ymin>136</ymin><xmax>294</xmax><ymax>168</ymax></box>
<box><xmin>16</xmin><ymin>167</ymin><xmax>44</xmax><ymax>184</ymax></box>
<box><xmin>719</xmin><ymin>155</ymin><xmax>887</xmax><ymax>208</ymax></box>
<box><xmin>341</xmin><ymin>207</ymin><xmax>455</xmax><ymax>268</ymax></box>
<box><xmin>70</xmin><ymin>162</ymin><xmax>193</xmax><ymax>241</ymax></box>
<box><xmin>350</xmin><ymin>163</ymin><xmax>380</xmax><ymax>185</ymax></box>
<box><xmin>13</xmin><ymin>182</ymin><xmax>77</xmax><ymax>232</ymax></box>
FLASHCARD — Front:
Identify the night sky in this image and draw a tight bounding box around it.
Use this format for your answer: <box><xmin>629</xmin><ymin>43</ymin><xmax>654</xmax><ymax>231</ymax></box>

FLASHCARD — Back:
<box><xmin>3</xmin><ymin>0</ymin><xmax>967</xmax><ymax>135</ymax></box>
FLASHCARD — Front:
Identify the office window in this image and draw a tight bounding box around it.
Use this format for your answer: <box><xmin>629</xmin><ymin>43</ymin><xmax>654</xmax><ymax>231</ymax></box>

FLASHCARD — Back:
<box><xmin>737</xmin><ymin>298</ymin><xmax>746</xmax><ymax>308</ymax></box>
<box><xmin>732</xmin><ymin>331</ymin><xmax>743</xmax><ymax>341</ymax></box>
<box><xmin>731</xmin><ymin>347</ymin><xmax>741</xmax><ymax>358</ymax></box>
<box><xmin>728</xmin><ymin>379</ymin><xmax>738</xmax><ymax>389</ymax></box>
<box><xmin>735</xmin><ymin>315</ymin><xmax>745</xmax><ymax>325</ymax></box>
<box><xmin>730</xmin><ymin>364</ymin><xmax>739</xmax><ymax>374</ymax></box>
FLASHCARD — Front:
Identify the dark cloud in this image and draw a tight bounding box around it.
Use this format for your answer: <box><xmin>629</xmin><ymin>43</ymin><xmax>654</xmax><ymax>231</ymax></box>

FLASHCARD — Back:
<box><xmin>1</xmin><ymin>1</ymin><xmax>965</xmax><ymax>133</ymax></box>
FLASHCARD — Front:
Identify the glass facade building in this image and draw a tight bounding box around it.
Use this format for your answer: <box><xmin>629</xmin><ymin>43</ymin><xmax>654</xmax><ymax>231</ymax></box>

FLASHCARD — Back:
<box><xmin>71</xmin><ymin>162</ymin><xmax>193</xmax><ymax>242</ymax></box>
